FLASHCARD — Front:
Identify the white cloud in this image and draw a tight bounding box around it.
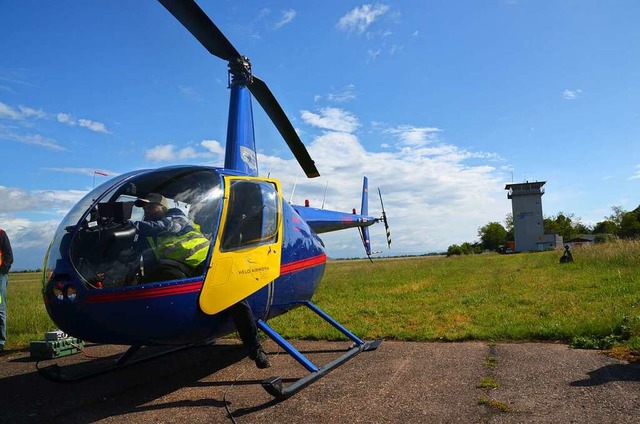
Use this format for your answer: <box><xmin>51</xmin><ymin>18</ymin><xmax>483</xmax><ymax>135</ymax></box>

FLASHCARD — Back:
<box><xmin>562</xmin><ymin>89</ymin><xmax>582</xmax><ymax>100</ymax></box>
<box><xmin>201</xmin><ymin>139</ymin><xmax>225</xmax><ymax>156</ymax></box>
<box><xmin>0</xmin><ymin>101</ymin><xmax>31</xmax><ymax>120</ymax></box>
<box><xmin>630</xmin><ymin>164</ymin><xmax>640</xmax><ymax>180</ymax></box>
<box><xmin>57</xmin><ymin>112</ymin><xmax>109</xmax><ymax>133</ymax></box>
<box><xmin>258</xmin><ymin>125</ymin><xmax>507</xmax><ymax>257</ymax></box>
<box><xmin>18</xmin><ymin>106</ymin><xmax>47</xmax><ymax>119</ymax></box>
<box><xmin>300</xmin><ymin>107</ymin><xmax>360</xmax><ymax>133</ymax></box>
<box><xmin>386</xmin><ymin>125</ymin><xmax>442</xmax><ymax>147</ymax></box>
<box><xmin>0</xmin><ymin>102</ymin><xmax>59</xmax><ymax>123</ymax></box>
<box><xmin>0</xmin><ymin>102</ymin><xmax>65</xmax><ymax>123</ymax></box>
<box><xmin>145</xmin><ymin>144</ymin><xmax>184</xmax><ymax>161</ymax></box>
<box><xmin>0</xmin><ymin>185</ymin><xmax>89</xmax><ymax>267</ymax></box>
<box><xmin>367</xmin><ymin>48</ymin><xmax>381</xmax><ymax>60</ymax></box>
<box><xmin>0</xmin><ymin>102</ymin><xmax>109</xmax><ymax>153</ymax></box>
<box><xmin>0</xmin><ymin>128</ymin><xmax>65</xmax><ymax>150</ymax></box>
<box><xmin>327</xmin><ymin>85</ymin><xmax>357</xmax><ymax>103</ymax></box>
<box><xmin>309</xmin><ymin>132</ymin><xmax>368</xmax><ymax>170</ymax></box>
<box><xmin>274</xmin><ymin>9</ymin><xmax>296</xmax><ymax>29</ymax></box>
<box><xmin>78</xmin><ymin>118</ymin><xmax>108</xmax><ymax>133</ymax></box>
<box><xmin>0</xmin><ymin>215</ymin><xmax>61</xmax><ymax>250</ymax></box>
<box><xmin>0</xmin><ymin>186</ymin><xmax>86</xmax><ymax>214</ymax></box>
<box><xmin>337</xmin><ymin>4</ymin><xmax>390</xmax><ymax>34</ymax></box>
<box><xmin>56</xmin><ymin>113</ymin><xmax>73</xmax><ymax>124</ymax></box>
<box><xmin>144</xmin><ymin>140</ymin><xmax>225</xmax><ymax>162</ymax></box>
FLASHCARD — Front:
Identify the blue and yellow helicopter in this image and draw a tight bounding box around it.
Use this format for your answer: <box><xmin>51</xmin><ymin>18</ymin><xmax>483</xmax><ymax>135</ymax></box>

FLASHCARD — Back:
<box><xmin>40</xmin><ymin>0</ymin><xmax>390</xmax><ymax>398</ymax></box>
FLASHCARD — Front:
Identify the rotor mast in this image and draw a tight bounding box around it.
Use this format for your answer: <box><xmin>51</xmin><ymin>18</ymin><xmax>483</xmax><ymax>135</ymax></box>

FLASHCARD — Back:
<box><xmin>224</xmin><ymin>56</ymin><xmax>259</xmax><ymax>176</ymax></box>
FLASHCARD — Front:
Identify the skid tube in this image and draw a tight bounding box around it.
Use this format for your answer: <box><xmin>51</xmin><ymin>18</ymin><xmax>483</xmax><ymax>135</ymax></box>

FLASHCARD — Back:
<box><xmin>257</xmin><ymin>300</ymin><xmax>382</xmax><ymax>399</ymax></box>
<box><xmin>37</xmin><ymin>344</ymin><xmax>192</xmax><ymax>382</ymax></box>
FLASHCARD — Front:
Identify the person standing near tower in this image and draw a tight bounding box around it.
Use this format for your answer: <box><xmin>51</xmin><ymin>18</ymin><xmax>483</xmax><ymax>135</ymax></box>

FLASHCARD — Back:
<box><xmin>0</xmin><ymin>227</ymin><xmax>14</xmax><ymax>353</ymax></box>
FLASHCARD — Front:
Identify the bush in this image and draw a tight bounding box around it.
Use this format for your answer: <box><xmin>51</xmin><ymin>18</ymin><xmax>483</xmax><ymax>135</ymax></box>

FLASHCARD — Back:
<box><xmin>447</xmin><ymin>244</ymin><xmax>463</xmax><ymax>256</ymax></box>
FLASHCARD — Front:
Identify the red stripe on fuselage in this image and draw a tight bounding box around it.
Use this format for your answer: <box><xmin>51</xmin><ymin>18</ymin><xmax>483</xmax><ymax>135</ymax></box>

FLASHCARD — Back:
<box><xmin>280</xmin><ymin>253</ymin><xmax>326</xmax><ymax>275</ymax></box>
<box><xmin>85</xmin><ymin>280</ymin><xmax>203</xmax><ymax>303</ymax></box>
<box><xmin>83</xmin><ymin>254</ymin><xmax>326</xmax><ymax>304</ymax></box>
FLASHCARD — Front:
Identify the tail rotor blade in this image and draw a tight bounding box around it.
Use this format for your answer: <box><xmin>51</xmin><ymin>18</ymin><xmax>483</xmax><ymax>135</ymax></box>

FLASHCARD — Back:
<box><xmin>378</xmin><ymin>188</ymin><xmax>391</xmax><ymax>248</ymax></box>
<box><xmin>249</xmin><ymin>76</ymin><xmax>320</xmax><ymax>178</ymax></box>
<box><xmin>158</xmin><ymin>0</ymin><xmax>240</xmax><ymax>61</ymax></box>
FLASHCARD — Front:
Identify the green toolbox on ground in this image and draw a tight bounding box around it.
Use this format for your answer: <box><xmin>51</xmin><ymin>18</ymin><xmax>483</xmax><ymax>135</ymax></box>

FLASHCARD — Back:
<box><xmin>30</xmin><ymin>331</ymin><xmax>84</xmax><ymax>360</ymax></box>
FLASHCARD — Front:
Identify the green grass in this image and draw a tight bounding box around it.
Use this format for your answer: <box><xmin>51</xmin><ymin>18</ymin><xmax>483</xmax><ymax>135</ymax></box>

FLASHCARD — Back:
<box><xmin>5</xmin><ymin>240</ymin><xmax>640</xmax><ymax>353</ymax></box>
<box><xmin>269</xmin><ymin>240</ymin><xmax>640</xmax><ymax>346</ymax></box>
<box><xmin>4</xmin><ymin>272</ymin><xmax>56</xmax><ymax>349</ymax></box>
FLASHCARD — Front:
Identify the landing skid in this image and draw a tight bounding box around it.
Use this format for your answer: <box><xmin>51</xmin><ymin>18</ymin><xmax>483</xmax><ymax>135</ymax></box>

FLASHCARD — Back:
<box><xmin>37</xmin><ymin>344</ymin><xmax>191</xmax><ymax>382</ymax></box>
<box><xmin>258</xmin><ymin>300</ymin><xmax>382</xmax><ymax>399</ymax></box>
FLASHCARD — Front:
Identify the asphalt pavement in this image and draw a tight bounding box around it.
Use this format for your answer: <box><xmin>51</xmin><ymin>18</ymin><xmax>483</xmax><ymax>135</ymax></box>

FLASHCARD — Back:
<box><xmin>1</xmin><ymin>340</ymin><xmax>639</xmax><ymax>423</ymax></box>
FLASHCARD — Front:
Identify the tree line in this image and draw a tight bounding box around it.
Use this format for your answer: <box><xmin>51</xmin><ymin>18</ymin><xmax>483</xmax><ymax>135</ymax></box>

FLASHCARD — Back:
<box><xmin>447</xmin><ymin>204</ymin><xmax>640</xmax><ymax>256</ymax></box>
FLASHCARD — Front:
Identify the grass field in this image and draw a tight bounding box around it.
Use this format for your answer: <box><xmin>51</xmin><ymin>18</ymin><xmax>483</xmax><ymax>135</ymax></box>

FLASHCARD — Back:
<box><xmin>4</xmin><ymin>272</ymin><xmax>55</xmax><ymax>348</ymax></box>
<box><xmin>4</xmin><ymin>240</ymin><xmax>640</xmax><ymax>355</ymax></box>
<box><xmin>270</xmin><ymin>241</ymin><xmax>640</xmax><ymax>348</ymax></box>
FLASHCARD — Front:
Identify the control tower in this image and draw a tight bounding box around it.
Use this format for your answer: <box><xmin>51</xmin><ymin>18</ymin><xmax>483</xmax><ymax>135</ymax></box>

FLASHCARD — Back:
<box><xmin>505</xmin><ymin>181</ymin><xmax>546</xmax><ymax>252</ymax></box>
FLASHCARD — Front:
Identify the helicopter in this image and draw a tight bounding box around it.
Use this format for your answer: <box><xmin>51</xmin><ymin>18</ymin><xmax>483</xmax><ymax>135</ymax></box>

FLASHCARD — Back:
<box><xmin>39</xmin><ymin>0</ymin><xmax>390</xmax><ymax>399</ymax></box>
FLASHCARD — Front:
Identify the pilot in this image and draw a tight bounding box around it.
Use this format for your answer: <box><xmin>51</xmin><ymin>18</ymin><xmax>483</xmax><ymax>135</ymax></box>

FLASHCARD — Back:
<box><xmin>135</xmin><ymin>192</ymin><xmax>168</xmax><ymax>222</ymax></box>
<box><xmin>133</xmin><ymin>194</ymin><xmax>270</xmax><ymax>368</ymax></box>
<box><xmin>133</xmin><ymin>195</ymin><xmax>208</xmax><ymax>279</ymax></box>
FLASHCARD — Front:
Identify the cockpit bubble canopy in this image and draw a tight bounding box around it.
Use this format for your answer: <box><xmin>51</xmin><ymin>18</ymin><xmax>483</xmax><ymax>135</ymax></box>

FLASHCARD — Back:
<box><xmin>44</xmin><ymin>167</ymin><xmax>224</xmax><ymax>289</ymax></box>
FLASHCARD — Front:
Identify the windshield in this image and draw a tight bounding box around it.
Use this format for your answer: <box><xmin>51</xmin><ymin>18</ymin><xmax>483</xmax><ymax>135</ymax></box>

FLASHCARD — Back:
<box><xmin>46</xmin><ymin>167</ymin><xmax>223</xmax><ymax>289</ymax></box>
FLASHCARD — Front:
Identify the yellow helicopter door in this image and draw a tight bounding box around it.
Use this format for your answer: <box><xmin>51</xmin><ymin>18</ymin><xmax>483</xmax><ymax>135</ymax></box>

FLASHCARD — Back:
<box><xmin>199</xmin><ymin>177</ymin><xmax>283</xmax><ymax>315</ymax></box>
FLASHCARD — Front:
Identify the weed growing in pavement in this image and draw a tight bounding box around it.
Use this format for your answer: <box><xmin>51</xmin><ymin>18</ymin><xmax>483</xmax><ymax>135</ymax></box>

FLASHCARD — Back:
<box><xmin>476</xmin><ymin>377</ymin><xmax>500</xmax><ymax>389</ymax></box>
<box><xmin>484</xmin><ymin>354</ymin><xmax>498</xmax><ymax>368</ymax></box>
<box><xmin>478</xmin><ymin>397</ymin><xmax>512</xmax><ymax>412</ymax></box>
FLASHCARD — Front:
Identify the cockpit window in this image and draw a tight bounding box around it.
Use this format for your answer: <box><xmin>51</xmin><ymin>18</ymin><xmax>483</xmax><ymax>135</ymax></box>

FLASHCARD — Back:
<box><xmin>221</xmin><ymin>180</ymin><xmax>279</xmax><ymax>251</ymax></box>
<box><xmin>63</xmin><ymin>168</ymin><xmax>223</xmax><ymax>289</ymax></box>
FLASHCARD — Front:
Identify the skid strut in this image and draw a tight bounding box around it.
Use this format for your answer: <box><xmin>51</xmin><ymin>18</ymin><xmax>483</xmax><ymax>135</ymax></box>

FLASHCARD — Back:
<box><xmin>257</xmin><ymin>300</ymin><xmax>382</xmax><ymax>399</ymax></box>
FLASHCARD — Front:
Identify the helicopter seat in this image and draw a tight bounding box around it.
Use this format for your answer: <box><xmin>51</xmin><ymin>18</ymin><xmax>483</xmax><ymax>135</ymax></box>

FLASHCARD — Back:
<box><xmin>141</xmin><ymin>258</ymin><xmax>192</xmax><ymax>283</ymax></box>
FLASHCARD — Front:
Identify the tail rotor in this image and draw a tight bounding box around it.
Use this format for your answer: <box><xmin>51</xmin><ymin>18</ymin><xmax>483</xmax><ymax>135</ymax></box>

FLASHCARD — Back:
<box><xmin>378</xmin><ymin>188</ymin><xmax>391</xmax><ymax>249</ymax></box>
<box><xmin>358</xmin><ymin>178</ymin><xmax>391</xmax><ymax>260</ymax></box>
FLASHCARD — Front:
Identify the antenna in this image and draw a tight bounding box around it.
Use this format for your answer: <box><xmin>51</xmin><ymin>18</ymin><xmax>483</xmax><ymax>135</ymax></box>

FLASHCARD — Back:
<box><xmin>321</xmin><ymin>181</ymin><xmax>329</xmax><ymax>209</ymax></box>
<box><xmin>289</xmin><ymin>175</ymin><xmax>299</xmax><ymax>203</ymax></box>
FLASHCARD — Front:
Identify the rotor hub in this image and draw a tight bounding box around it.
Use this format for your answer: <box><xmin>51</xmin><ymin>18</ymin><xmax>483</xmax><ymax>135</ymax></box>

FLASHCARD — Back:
<box><xmin>228</xmin><ymin>55</ymin><xmax>253</xmax><ymax>86</ymax></box>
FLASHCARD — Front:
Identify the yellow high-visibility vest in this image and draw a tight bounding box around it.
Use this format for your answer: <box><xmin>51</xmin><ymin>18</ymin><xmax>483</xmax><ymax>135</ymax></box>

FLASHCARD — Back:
<box><xmin>147</xmin><ymin>230</ymin><xmax>210</xmax><ymax>268</ymax></box>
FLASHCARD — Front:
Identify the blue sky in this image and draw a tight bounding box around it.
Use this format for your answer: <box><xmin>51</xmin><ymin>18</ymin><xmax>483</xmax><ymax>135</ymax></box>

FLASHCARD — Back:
<box><xmin>1</xmin><ymin>0</ymin><xmax>639</xmax><ymax>270</ymax></box>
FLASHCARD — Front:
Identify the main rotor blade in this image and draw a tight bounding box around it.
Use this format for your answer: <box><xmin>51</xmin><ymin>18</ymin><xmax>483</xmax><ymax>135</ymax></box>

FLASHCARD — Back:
<box><xmin>249</xmin><ymin>76</ymin><xmax>320</xmax><ymax>178</ymax></box>
<box><xmin>158</xmin><ymin>0</ymin><xmax>240</xmax><ymax>61</ymax></box>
